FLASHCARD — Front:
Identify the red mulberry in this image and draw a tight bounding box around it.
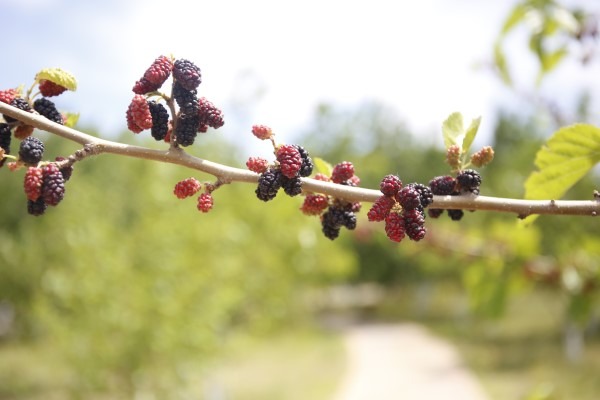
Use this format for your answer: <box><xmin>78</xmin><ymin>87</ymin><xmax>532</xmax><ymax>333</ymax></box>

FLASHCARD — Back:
<box><xmin>246</xmin><ymin>157</ymin><xmax>270</xmax><ymax>174</ymax></box>
<box><xmin>132</xmin><ymin>77</ymin><xmax>161</xmax><ymax>95</ymax></box>
<box><xmin>143</xmin><ymin>55</ymin><xmax>173</xmax><ymax>86</ymax></box>
<box><xmin>380</xmin><ymin>175</ymin><xmax>402</xmax><ymax>197</ymax></box>
<box><xmin>276</xmin><ymin>144</ymin><xmax>302</xmax><ymax>179</ymax></box>
<box><xmin>24</xmin><ymin>167</ymin><xmax>43</xmax><ymax>201</ymax></box>
<box><xmin>197</xmin><ymin>193</ymin><xmax>214</xmax><ymax>213</ymax></box>
<box><xmin>252</xmin><ymin>124</ymin><xmax>273</xmax><ymax>140</ymax></box>
<box><xmin>385</xmin><ymin>212</ymin><xmax>406</xmax><ymax>242</ymax></box>
<box><xmin>367</xmin><ymin>195</ymin><xmax>395</xmax><ymax>222</ymax></box>
<box><xmin>0</xmin><ymin>88</ymin><xmax>18</xmax><ymax>104</ymax></box>
<box><xmin>38</xmin><ymin>80</ymin><xmax>68</xmax><ymax>97</ymax></box>
<box><xmin>300</xmin><ymin>194</ymin><xmax>329</xmax><ymax>216</ymax></box>
<box><xmin>126</xmin><ymin>95</ymin><xmax>153</xmax><ymax>131</ymax></box>
<box><xmin>331</xmin><ymin>161</ymin><xmax>354</xmax><ymax>183</ymax></box>
<box><xmin>173</xmin><ymin>178</ymin><xmax>201</xmax><ymax>199</ymax></box>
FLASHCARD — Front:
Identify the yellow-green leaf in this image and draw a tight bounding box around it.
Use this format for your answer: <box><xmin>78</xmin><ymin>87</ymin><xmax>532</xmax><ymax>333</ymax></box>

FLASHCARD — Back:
<box><xmin>63</xmin><ymin>112</ymin><xmax>79</xmax><ymax>128</ymax></box>
<box><xmin>35</xmin><ymin>68</ymin><xmax>77</xmax><ymax>91</ymax></box>
<box><xmin>525</xmin><ymin>123</ymin><xmax>600</xmax><ymax>201</ymax></box>
<box><xmin>313</xmin><ymin>157</ymin><xmax>333</xmax><ymax>177</ymax></box>
<box><xmin>463</xmin><ymin>116</ymin><xmax>481</xmax><ymax>154</ymax></box>
<box><xmin>442</xmin><ymin>112</ymin><xmax>464</xmax><ymax>150</ymax></box>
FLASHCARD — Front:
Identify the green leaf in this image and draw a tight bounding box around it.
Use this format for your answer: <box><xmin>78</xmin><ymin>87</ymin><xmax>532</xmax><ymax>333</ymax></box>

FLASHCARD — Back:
<box><xmin>493</xmin><ymin>42</ymin><xmax>512</xmax><ymax>85</ymax></box>
<box><xmin>463</xmin><ymin>116</ymin><xmax>481</xmax><ymax>155</ymax></box>
<box><xmin>524</xmin><ymin>123</ymin><xmax>600</xmax><ymax>201</ymax></box>
<box><xmin>442</xmin><ymin>112</ymin><xmax>464</xmax><ymax>150</ymax></box>
<box><xmin>35</xmin><ymin>68</ymin><xmax>77</xmax><ymax>91</ymax></box>
<box><xmin>313</xmin><ymin>157</ymin><xmax>333</xmax><ymax>177</ymax></box>
<box><xmin>540</xmin><ymin>46</ymin><xmax>568</xmax><ymax>74</ymax></box>
<box><xmin>500</xmin><ymin>3</ymin><xmax>528</xmax><ymax>36</ymax></box>
<box><xmin>63</xmin><ymin>112</ymin><xmax>79</xmax><ymax>128</ymax></box>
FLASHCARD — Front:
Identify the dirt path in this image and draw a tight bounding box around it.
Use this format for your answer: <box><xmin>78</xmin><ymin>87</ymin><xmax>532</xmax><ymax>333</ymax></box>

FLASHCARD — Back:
<box><xmin>332</xmin><ymin>323</ymin><xmax>490</xmax><ymax>400</ymax></box>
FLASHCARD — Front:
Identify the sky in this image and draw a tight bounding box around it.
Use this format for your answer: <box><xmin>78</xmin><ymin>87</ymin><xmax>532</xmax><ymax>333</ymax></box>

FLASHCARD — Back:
<box><xmin>1</xmin><ymin>0</ymin><xmax>599</xmax><ymax>157</ymax></box>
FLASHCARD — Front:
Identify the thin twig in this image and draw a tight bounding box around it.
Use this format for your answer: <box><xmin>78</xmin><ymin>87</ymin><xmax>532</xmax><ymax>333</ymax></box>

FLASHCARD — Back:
<box><xmin>1</xmin><ymin>101</ymin><xmax>599</xmax><ymax>217</ymax></box>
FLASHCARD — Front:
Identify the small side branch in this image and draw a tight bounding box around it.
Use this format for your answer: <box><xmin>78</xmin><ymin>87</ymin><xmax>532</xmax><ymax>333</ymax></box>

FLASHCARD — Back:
<box><xmin>1</xmin><ymin>102</ymin><xmax>599</xmax><ymax>217</ymax></box>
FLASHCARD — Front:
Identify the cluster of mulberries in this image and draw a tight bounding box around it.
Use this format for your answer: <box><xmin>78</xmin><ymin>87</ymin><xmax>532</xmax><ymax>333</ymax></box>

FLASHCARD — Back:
<box><xmin>427</xmin><ymin>169</ymin><xmax>482</xmax><ymax>221</ymax></box>
<box><xmin>295</xmin><ymin>161</ymin><xmax>362</xmax><ymax>240</ymax></box>
<box><xmin>22</xmin><ymin>161</ymin><xmax>70</xmax><ymax>216</ymax></box>
<box><xmin>127</xmin><ymin>55</ymin><xmax>225</xmax><ymax>147</ymax></box>
<box><xmin>172</xmin><ymin>177</ymin><xmax>216</xmax><ymax>214</ymax></box>
<box><xmin>367</xmin><ymin>174</ymin><xmax>432</xmax><ymax>243</ymax></box>
<box><xmin>254</xmin><ymin>142</ymin><xmax>314</xmax><ymax>202</ymax></box>
<box><xmin>1</xmin><ymin>81</ymin><xmax>70</xmax><ymax>169</ymax></box>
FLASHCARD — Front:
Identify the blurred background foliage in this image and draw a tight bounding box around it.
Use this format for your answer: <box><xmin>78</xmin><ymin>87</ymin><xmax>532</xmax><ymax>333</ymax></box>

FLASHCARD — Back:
<box><xmin>1</xmin><ymin>0</ymin><xmax>600</xmax><ymax>398</ymax></box>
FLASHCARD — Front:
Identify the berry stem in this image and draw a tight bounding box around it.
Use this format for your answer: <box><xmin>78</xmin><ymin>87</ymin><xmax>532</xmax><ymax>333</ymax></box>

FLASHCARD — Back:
<box><xmin>1</xmin><ymin>101</ymin><xmax>599</xmax><ymax>218</ymax></box>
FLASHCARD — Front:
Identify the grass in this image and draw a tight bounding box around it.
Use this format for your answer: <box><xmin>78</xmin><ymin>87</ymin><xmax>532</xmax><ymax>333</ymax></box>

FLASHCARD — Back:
<box><xmin>0</xmin><ymin>328</ymin><xmax>345</xmax><ymax>400</ymax></box>
<box><xmin>203</xmin><ymin>329</ymin><xmax>345</xmax><ymax>400</ymax></box>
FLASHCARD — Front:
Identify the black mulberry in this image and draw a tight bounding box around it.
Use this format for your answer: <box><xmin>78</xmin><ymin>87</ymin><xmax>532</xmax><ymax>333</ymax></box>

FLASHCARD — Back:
<box><xmin>33</xmin><ymin>98</ymin><xmax>63</xmax><ymax>125</ymax></box>
<box><xmin>280</xmin><ymin>175</ymin><xmax>303</xmax><ymax>197</ymax></box>
<box><xmin>175</xmin><ymin>113</ymin><xmax>200</xmax><ymax>147</ymax></box>
<box><xmin>3</xmin><ymin>97</ymin><xmax>32</xmax><ymax>123</ymax></box>
<box><xmin>19</xmin><ymin>136</ymin><xmax>44</xmax><ymax>165</ymax></box>
<box><xmin>255</xmin><ymin>168</ymin><xmax>282</xmax><ymax>201</ymax></box>
<box><xmin>456</xmin><ymin>169</ymin><xmax>482</xmax><ymax>192</ymax></box>
<box><xmin>294</xmin><ymin>145</ymin><xmax>314</xmax><ymax>177</ymax></box>
<box><xmin>148</xmin><ymin>101</ymin><xmax>169</xmax><ymax>141</ymax></box>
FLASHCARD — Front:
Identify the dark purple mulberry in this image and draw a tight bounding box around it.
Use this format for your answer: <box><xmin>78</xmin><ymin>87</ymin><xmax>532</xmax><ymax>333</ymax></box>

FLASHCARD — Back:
<box><xmin>428</xmin><ymin>208</ymin><xmax>444</xmax><ymax>218</ymax></box>
<box><xmin>41</xmin><ymin>163</ymin><xmax>65</xmax><ymax>206</ymax></box>
<box><xmin>429</xmin><ymin>175</ymin><xmax>456</xmax><ymax>196</ymax></box>
<box><xmin>173</xmin><ymin>59</ymin><xmax>202</xmax><ymax>91</ymax></box>
<box><xmin>255</xmin><ymin>168</ymin><xmax>282</xmax><ymax>201</ymax></box>
<box><xmin>19</xmin><ymin>136</ymin><xmax>44</xmax><ymax>165</ymax></box>
<box><xmin>407</xmin><ymin>183</ymin><xmax>433</xmax><ymax>208</ymax></box>
<box><xmin>198</xmin><ymin>97</ymin><xmax>224</xmax><ymax>129</ymax></box>
<box><xmin>395</xmin><ymin>186</ymin><xmax>421</xmax><ymax>210</ymax></box>
<box><xmin>0</xmin><ymin>123</ymin><xmax>11</xmax><ymax>163</ymax></box>
<box><xmin>54</xmin><ymin>156</ymin><xmax>74</xmax><ymax>181</ymax></box>
<box><xmin>447</xmin><ymin>209</ymin><xmax>464</xmax><ymax>221</ymax></box>
<box><xmin>403</xmin><ymin>208</ymin><xmax>426</xmax><ymax>241</ymax></box>
<box><xmin>33</xmin><ymin>98</ymin><xmax>64</xmax><ymax>125</ymax></box>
